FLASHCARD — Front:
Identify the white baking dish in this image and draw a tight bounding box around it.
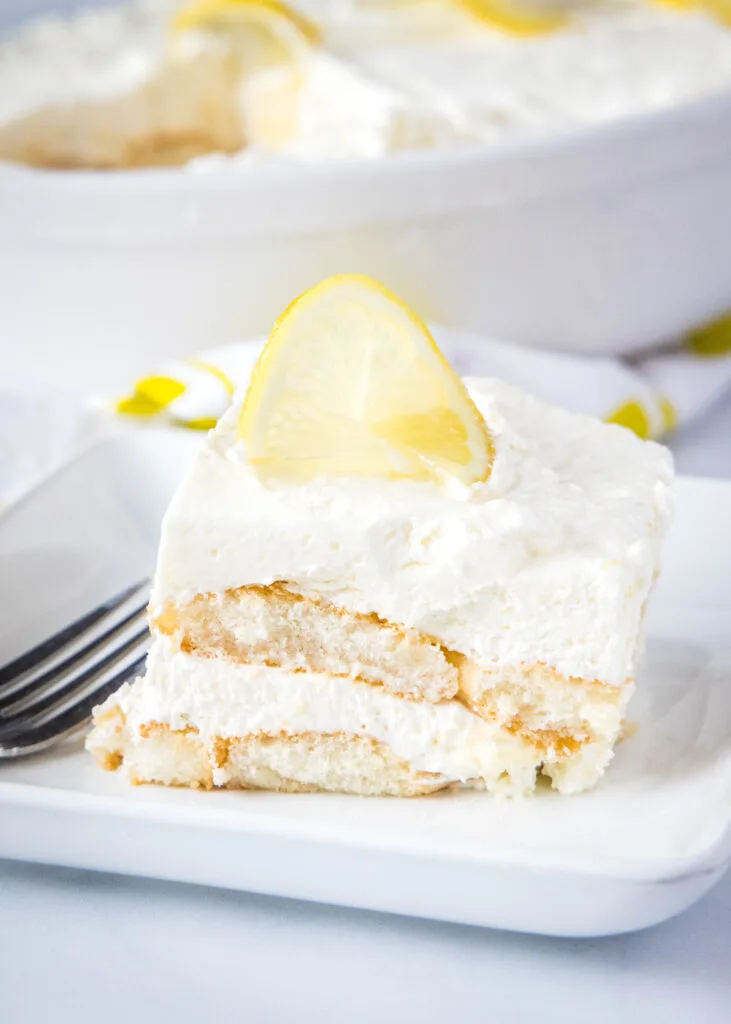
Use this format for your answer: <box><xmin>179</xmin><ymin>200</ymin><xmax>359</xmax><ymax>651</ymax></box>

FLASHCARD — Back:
<box><xmin>3</xmin><ymin>87</ymin><xmax>731</xmax><ymax>391</ymax></box>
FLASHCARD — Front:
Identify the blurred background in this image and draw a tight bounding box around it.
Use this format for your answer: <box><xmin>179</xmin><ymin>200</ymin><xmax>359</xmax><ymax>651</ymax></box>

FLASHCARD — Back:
<box><xmin>2</xmin><ymin>0</ymin><xmax>89</xmax><ymax>24</ymax></box>
<box><xmin>2</xmin><ymin>0</ymin><xmax>731</xmax><ymax>491</ymax></box>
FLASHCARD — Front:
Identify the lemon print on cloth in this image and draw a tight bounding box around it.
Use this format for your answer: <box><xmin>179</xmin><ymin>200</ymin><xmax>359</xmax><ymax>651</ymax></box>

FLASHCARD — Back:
<box><xmin>605</xmin><ymin>396</ymin><xmax>677</xmax><ymax>441</ymax></box>
<box><xmin>238</xmin><ymin>275</ymin><xmax>495</xmax><ymax>486</ymax></box>
<box><xmin>686</xmin><ymin>312</ymin><xmax>731</xmax><ymax>358</ymax></box>
<box><xmin>117</xmin><ymin>360</ymin><xmax>234</xmax><ymax>430</ymax></box>
<box><xmin>117</xmin><ymin>376</ymin><xmax>186</xmax><ymax>418</ymax></box>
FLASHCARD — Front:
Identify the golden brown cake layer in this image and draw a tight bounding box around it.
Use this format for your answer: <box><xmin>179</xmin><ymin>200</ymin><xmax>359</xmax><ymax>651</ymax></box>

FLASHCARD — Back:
<box><xmin>153</xmin><ymin>583</ymin><xmax>460</xmax><ymax>703</ymax></box>
<box><xmin>90</xmin><ymin>706</ymin><xmax>450</xmax><ymax>797</ymax></box>
<box><xmin>86</xmin><ymin>641</ymin><xmax>623</xmax><ymax>797</ymax></box>
<box><xmin>151</xmin><ymin>583</ymin><xmax>630</xmax><ymax>750</ymax></box>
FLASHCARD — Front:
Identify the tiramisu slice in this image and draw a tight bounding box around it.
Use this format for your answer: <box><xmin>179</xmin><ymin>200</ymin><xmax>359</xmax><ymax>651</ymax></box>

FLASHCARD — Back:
<box><xmin>88</xmin><ymin>275</ymin><xmax>673</xmax><ymax>796</ymax></box>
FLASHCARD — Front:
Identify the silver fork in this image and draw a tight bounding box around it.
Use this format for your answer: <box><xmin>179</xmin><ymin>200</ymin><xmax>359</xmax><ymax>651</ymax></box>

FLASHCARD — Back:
<box><xmin>0</xmin><ymin>581</ymin><xmax>151</xmax><ymax>759</ymax></box>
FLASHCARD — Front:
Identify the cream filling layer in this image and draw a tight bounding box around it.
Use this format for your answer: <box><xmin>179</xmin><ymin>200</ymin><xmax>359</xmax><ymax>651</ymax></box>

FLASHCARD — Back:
<box><xmin>4</xmin><ymin>1</ymin><xmax>731</xmax><ymax>154</ymax></box>
<box><xmin>151</xmin><ymin>376</ymin><xmax>674</xmax><ymax>687</ymax></box>
<box><xmin>106</xmin><ymin>640</ymin><xmax>541</xmax><ymax>787</ymax></box>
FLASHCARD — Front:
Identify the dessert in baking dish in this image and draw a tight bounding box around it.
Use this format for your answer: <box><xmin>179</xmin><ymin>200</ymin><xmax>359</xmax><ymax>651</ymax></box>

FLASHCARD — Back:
<box><xmin>2</xmin><ymin>0</ymin><xmax>731</xmax><ymax>169</ymax></box>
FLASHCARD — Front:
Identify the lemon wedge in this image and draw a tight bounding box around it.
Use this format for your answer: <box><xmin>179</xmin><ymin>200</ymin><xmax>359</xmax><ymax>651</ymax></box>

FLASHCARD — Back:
<box><xmin>454</xmin><ymin>0</ymin><xmax>568</xmax><ymax>35</ymax></box>
<box><xmin>173</xmin><ymin>0</ymin><xmax>321</xmax><ymax>67</ymax></box>
<box><xmin>238</xmin><ymin>276</ymin><xmax>494</xmax><ymax>487</ymax></box>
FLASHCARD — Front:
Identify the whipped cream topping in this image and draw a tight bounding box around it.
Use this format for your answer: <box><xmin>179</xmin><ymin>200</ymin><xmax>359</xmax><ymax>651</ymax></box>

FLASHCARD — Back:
<box><xmin>3</xmin><ymin>0</ymin><xmax>731</xmax><ymax>162</ymax></box>
<box><xmin>109</xmin><ymin>640</ymin><xmax>539</xmax><ymax>788</ymax></box>
<box><xmin>263</xmin><ymin>52</ymin><xmax>464</xmax><ymax>160</ymax></box>
<box><xmin>345</xmin><ymin>2</ymin><xmax>731</xmax><ymax>146</ymax></box>
<box><xmin>151</xmin><ymin>375</ymin><xmax>674</xmax><ymax>687</ymax></box>
<box><xmin>0</xmin><ymin>0</ymin><xmax>174</xmax><ymax>128</ymax></box>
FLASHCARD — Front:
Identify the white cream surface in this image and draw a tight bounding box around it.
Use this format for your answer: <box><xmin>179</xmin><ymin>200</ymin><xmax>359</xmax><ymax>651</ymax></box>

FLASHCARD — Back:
<box><xmin>345</xmin><ymin>2</ymin><xmax>731</xmax><ymax>147</ymax></box>
<box><xmin>107</xmin><ymin>640</ymin><xmax>540</xmax><ymax>788</ymax></box>
<box><xmin>151</xmin><ymin>376</ymin><xmax>674</xmax><ymax>687</ymax></box>
<box><xmin>261</xmin><ymin>52</ymin><xmax>464</xmax><ymax>160</ymax></box>
<box><xmin>3</xmin><ymin>0</ymin><xmax>731</xmax><ymax>159</ymax></box>
<box><xmin>0</xmin><ymin>0</ymin><xmax>175</xmax><ymax>127</ymax></box>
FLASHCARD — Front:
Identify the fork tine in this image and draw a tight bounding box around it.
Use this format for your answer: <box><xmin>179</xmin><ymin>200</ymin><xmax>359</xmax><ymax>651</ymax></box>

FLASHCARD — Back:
<box><xmin>0</xmin><ymin>600</ymin><xmax>148</xmax><ymax>709</ymax></box>
<box><xmin>0</xmin><ymin>655</ymin><xmax>147</xmax><ymax>758</ymax></box>
<box><xmin>0</xmin><ymin>718</ymin><xmax>89</xmax><ymax>759</ymax></box>
<box><xmin>0</xmin><ymin>628</ymin><xmax>151</xmax><ymax>735</ymax></box>
<box><xmin>0</xmin><ymin>580</ymin><xmax>148</xmax><ymax>687</ymax></box>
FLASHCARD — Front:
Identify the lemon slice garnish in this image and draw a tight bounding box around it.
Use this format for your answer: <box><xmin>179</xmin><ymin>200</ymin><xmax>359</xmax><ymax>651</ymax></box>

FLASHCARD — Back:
<box><xmin>238</xmin><ymin>276</ymin><xmax>494</xmax><ymax>487</ymax></box>
<box><xmin>173</xmin><ymin>0</ymin><xmax>321</xmax><ymax>67</ymax></box>
<box><xmin>454</xmin><ymin>0</ymin><xmax>568</xmax><ymax>35</ymax></box>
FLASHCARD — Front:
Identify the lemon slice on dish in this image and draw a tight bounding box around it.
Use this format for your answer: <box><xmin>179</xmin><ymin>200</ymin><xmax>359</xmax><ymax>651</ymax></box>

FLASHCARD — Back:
<box><xmin>238</xmin><ymin>275</ymin><xmax>494</xmax><ymax>487</ymax></box>
<box><xmin>454</xmin><ymin>0</ymin><xmax>568</xmax><ymax>35</ymax></box>
<box><xmin>173</xmin><ymin>0</ymin><xmax>321</xmax><ymax>66</ymax></box>
<box><xmin>694</xmin><ymin>0</ymin><xmax>731</xmax><ymax>24</ymax></box>
<box><xmin>648</xmin><ymin>0</ymin><xmax>731</xmax><ymax>24</ymax></box>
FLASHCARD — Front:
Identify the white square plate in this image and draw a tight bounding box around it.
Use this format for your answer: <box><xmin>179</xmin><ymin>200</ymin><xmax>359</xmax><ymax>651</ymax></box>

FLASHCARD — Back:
<box><xmin>0</xmin><ymin>433</ymin><xmax>730</xmax><ymax>937</ymax></box>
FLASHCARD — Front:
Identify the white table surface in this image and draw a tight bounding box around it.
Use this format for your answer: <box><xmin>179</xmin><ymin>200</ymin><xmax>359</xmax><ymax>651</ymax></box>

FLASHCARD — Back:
<box><xmin>2</xmin><ymin>397</ymin><xmax>731</xmax><ymax>1024</ymax></box>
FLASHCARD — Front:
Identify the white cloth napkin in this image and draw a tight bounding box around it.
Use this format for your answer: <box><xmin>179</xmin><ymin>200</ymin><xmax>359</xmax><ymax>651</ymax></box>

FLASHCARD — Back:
<box><xmin>111</xmin><ymin>324</ymin><xmax>731</xmax><ymax>442</ymax></box>
<box><xmin>3</xmin><ymin>322</ymin><xmax>731</xmax><ymax>507</ymax></box>
<box><xmin>0</xmin><ymin>393</ymin><xmax>99</xmax><ymax>507</ymax></box>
